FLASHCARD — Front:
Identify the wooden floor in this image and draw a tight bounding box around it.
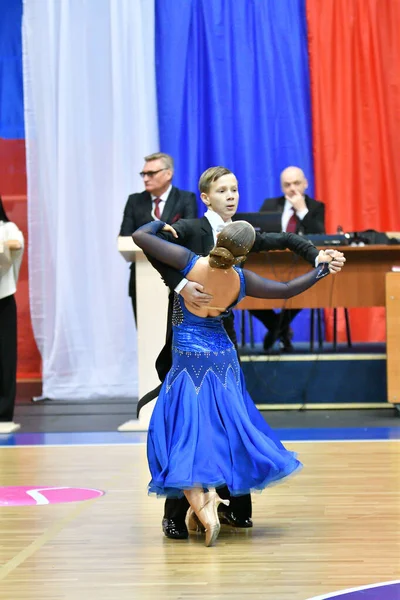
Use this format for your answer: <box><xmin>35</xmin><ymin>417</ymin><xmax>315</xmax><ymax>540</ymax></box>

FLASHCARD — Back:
<box><xmin>0</xmin><ymin>441</ymin><xmax>399</xmax><ymax>600</ymax></box>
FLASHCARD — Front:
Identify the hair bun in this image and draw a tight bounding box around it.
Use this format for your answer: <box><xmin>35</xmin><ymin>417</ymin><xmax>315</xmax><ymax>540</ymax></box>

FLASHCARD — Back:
<box><xmin>233</xmin><ymin>255</ymin><xmax>247</xmax><ymax>265</ymax></box>
<box><xmin>209</xmin><ymin>246</ymin><xmax>235</xmax><ymax>269</ymax></box>
<box><xmin>208</xmin><ymin>221</ymin><xmax>255</xmax><ymax>270</ymax></box>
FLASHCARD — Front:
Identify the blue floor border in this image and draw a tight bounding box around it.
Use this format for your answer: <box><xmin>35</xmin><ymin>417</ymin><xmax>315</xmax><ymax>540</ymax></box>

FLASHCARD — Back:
<box><xmin>0</xmin><ymin>427</ymin><xmax>399</xmax><ymax>447</ymax></box>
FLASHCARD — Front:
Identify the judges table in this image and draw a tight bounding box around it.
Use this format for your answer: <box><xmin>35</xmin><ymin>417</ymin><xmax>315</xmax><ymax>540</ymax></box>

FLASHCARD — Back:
<box><xmin>238</xmin><ymin>245</ymin><xmax>400</xmax><ymax>310</ymax></box>
<box><xmin>238</xmin><ymin>245</ymin><xmax>400</xmax><ymax>406</ymax></box>
<box><xmin>118</xmin><ymin>240</ymin><xmax>400</xmax><ymax>430</ymax></box>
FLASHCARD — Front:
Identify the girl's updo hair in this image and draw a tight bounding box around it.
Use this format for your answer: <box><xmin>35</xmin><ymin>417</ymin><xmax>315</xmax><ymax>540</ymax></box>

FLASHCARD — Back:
<box><xmin>209</xmin><ymin>221</ymin><xmax>256</xmax><ymax>269</ymax></box>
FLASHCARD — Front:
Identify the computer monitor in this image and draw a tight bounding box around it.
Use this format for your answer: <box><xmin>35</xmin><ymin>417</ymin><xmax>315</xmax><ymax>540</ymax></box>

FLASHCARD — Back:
<box><xmin>232</xmin><ymin>211</ymin><xmax>282</xmax><ymax>233</ymax></box>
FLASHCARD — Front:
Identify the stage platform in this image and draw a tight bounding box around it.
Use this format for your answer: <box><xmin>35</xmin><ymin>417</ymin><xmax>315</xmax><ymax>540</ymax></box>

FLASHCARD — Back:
<box><xmin>239</xmin><ymin>342</ymin><xmax>389</xmax><ymax>409</ymax></box>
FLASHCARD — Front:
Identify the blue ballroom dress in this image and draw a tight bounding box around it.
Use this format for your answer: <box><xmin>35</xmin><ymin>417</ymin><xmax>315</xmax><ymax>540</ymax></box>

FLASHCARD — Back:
<box><xmin>147</xmin><ymin>256</ymin><xmax>302</xmax><ymax>499</ymax></box>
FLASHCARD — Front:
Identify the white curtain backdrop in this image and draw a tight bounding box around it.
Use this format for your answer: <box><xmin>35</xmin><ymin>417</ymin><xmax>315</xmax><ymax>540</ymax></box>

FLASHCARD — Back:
<box><xmin>22</xmin><ymin>0</ymin><xmax>159</xmax><ymax>399</ymax></box>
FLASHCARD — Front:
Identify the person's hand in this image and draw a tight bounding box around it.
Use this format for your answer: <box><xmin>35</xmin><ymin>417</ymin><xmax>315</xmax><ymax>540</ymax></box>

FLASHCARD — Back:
<box><xmin>317</xmin><ymin>249</ymin><xmax>346</xmax><ymax>273</ymax></box>
<box><xmin>5</xmin><ymin>240</ymin><xmax>22</xmax><ymax>250</ymax></box>
<box><xmin>162</xmin><ymin>224</ymin><xmax>178</xmax><ymax>238</ymax></box>
<box><xmin>317</xmin><ymin>249</ymin><xmax>333</xmax><ymax>265</ymax></box>
<box><xmin>325</xmin><ymin>249</ymin><xmax>346</xmax><ymax>274</ymax></box>
<box><xmin>286</xmin><ymin>192</ymin><xmax>307</xmax><ymax>213</ymax></box>
<box><xmin>180</xmin><ymin>281</ymin><xmax>213</xmax><ymax>309</ymax></box>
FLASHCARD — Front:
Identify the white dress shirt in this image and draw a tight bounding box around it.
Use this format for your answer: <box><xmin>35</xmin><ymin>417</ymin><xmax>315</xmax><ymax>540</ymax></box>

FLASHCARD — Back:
<box><xmin>204</xmin><ymin>209</ymin><xmax>232</xmax><ymax>244</ymax></box>
<box><xmin>151</xmin><ymin>185</ymin><xmax>172</xmax><ymax>220</ymax></box>
<box><xmin>175</xmin><ymin>210</ymin><xmax>232</xmax><ymax>294</ymax></box>
<box><xmin>0</xmin><ymin>221</ymin><xmax>24</xmax><ymax>299</ymax></box>
<box><xmin>281</xmin><ymin>197</ymin><xmax>309</xmax><ymax>232</ymax></box>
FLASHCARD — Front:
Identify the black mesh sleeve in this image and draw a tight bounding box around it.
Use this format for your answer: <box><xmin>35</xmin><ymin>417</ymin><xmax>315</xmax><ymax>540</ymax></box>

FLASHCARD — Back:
<box><xmin>132</xmin><ymin>221</ymin><xmax>195</xmax><ymax>272</ymax></box>
<box><xmin>243</xmin><ymin>263</ymin><xmax>330</xmax><ymax>299</ymax></box>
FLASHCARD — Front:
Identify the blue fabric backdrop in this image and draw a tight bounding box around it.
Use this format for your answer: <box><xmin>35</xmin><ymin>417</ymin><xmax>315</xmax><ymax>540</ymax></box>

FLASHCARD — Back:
<box><xmin>155</xmin><ymin>0</ymin><xmax>317</xmax><ymax>342</ymax></box>
<box><xmin>155</xmin><ymin>0</ymin><xmax>314</xmax><ymax>206</ymax></box>
<box><xmin>0</xmin><ymin>0</ymin><xmax>24</xmax><ymax>139</ymax></box>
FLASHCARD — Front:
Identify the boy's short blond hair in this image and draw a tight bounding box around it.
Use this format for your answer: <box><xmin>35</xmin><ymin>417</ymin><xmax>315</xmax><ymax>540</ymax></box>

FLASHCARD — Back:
<box><xmin>144</xmin><ymin>152</ymin><xmax>174</xmax><ymax>171</ymax></box>
<box><xmin>198</xmin><ymin>166</ymin><xmax>234</xmax><ymax>193</ymax></box>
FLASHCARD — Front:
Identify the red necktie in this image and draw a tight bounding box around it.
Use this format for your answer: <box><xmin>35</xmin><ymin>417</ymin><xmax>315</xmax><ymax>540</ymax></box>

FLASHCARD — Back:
<box><xmin>286</xmin><ymin>207</ymin><xmax>297</xmax><ymax>233</ymax></box>
<box><xmin>154</xmin><ymin>197</ymin><xmax>162</xmax><ymax>220</ymax></box>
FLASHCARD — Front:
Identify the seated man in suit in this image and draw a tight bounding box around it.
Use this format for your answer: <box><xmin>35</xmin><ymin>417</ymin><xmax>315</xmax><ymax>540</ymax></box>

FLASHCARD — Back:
<box><xmin>251</xmin><ymin>166</ymin><xmax>325</xmax><ymax>351</ymax></box>
<box><xmin>119</xmin><ymin>152</ymin><xmax>198</xmax><ymax>321</ymax></box>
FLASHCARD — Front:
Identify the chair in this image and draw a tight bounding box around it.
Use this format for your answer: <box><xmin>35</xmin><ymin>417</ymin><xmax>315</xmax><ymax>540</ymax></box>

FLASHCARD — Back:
<box><xmin>240</xmin><ymin>310</ymin><xmax>255</xmax><ymax>349</ymax></box>
<box><xmin>240</xmin><ymin>308</ymin><xmax>352</xmax><ymax>352</ymax></box>
<box><xmin>310</xmin><ymin>308</ymin><xmax>352</xmax><ymax>352</ymax></box>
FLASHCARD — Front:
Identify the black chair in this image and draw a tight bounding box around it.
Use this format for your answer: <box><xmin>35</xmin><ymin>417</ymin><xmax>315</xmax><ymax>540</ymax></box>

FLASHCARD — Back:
<box><xmin>240</xmin><ymin>308</ymin><xmax>352</xmax><ymax>352</ymax></box>
<box><xmin>309</xmin><ymin>308</ymin><xmax>324</xmax><ymax>352</ymax></box>
<box><xmin>310</xmin><ymin>308</ymin><xmax>352</xmax><ymax>352</ymax></box>
<box><xmin>240</xmin><ymin>311</ymin><xmax>255</xmax><ymax>349</ymax></box>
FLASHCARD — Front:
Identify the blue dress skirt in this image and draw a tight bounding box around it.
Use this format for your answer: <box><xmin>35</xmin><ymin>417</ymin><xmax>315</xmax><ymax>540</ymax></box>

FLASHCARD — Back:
<box><xmin>147</xmin><ymin>263</ymin><xmax>302</xmax><ymax>498</ymax></box>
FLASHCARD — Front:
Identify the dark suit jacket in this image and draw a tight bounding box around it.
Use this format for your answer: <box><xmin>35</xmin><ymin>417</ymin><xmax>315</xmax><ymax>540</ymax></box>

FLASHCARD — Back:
<box><xmin>260</xmin><ymin>195</ymin><xmax>325</xmax><ymax>235</ymax></box>
<box><xmin>145</xmin><ymin>216</ymin><xmax>319</xmax><ymax>385</ymax></box>
<box><xmin>119</xmin><ymin>187</ymin><xmax>198</xmax><ymax>297</ymax></box>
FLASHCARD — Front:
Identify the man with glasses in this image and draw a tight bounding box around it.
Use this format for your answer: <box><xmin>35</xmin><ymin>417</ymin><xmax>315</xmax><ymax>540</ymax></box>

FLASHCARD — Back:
<box><xmin>119</xmin><ymin>152</ymin><xmax>198</xmax><ymax>321</ymax></box>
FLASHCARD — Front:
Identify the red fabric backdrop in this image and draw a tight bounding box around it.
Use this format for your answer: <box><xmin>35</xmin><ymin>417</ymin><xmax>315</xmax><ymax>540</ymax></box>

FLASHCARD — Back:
<box><xmin>1</xmin><ymin>138</ymin><xmax>41</xmax><ymax>379</ymax></box>
<box><xmin>306</xmin><ymin>0</ymin><xmax>400</xmax><ymax>342</ymax></box>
